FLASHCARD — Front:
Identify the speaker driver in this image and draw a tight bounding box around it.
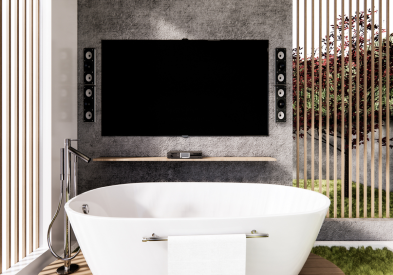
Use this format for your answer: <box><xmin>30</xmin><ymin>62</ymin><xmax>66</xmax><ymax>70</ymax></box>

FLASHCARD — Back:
<box><xmin>85</xmin><ymin>111</ymin><xmax>93</xmax><ymax>120</ymax></box>
<box><xmin>85</xmin><ymin>89</ymin><xmax>93</xmax><ymax>97</ymax></box>
<box><xmin>85</xmin><ymin>74</ymin><xmax>93</xmax><ymax>82</ymax></box>
<box><xmin>278</xmin><ymin>111</ymin><xmax>285</xmax><ymax>120</ymax></box>
<box><xmin>85</xmin><ymin>51</ymin><xmax>93</xmax><ymax>59</ymax></box>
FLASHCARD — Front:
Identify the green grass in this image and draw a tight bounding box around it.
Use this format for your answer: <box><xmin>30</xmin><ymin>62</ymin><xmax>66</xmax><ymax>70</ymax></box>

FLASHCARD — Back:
<box><xmin>312</xmin><ymin>246</ymin><xmax>393</xmax><ymax>275</ymax></box>
<box><xmin>292</xmin><ymin>180</ymin><xmax>393</xmax><ymax>218</ymax></box>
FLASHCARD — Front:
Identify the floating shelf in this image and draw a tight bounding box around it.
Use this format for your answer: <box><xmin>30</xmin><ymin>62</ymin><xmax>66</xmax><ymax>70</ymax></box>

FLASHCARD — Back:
<box><xmin>93</xmin><ymin>156</ymin><xmax>276</xmax><ymax>162</ymax></box>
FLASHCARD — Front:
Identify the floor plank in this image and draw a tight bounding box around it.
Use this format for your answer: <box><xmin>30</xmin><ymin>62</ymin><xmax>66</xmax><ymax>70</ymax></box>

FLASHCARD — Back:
<box><xmin>39</xmin><ymin>252</ymin><xmax>92</xmax><ymax>275</ymax></box>
<box><xmin>299</xmin><ymin>253</ymin><xmax>345</xmax><ymax>275</ymax></box>
<box><xmin>39</xmin><ymin>252</ymin><xmax>344</xmax><ymax>275</ymax></box>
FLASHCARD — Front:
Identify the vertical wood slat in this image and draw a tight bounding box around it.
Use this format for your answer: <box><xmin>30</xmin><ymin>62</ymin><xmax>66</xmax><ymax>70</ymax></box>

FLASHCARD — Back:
<box><xmin>340</xmin><ymin>0</ymin><xmax>345</xmax><ymax>218</ymax></box>
<box><xmin>6</xmin><ymin>0</ymin><xmax>12</xmax><ymax>269</ymax></box>
<box><xmin>14</xmin><ymin>0</ymin><xmax>20</xmax><ymax>264</ymax></box>
<box><xmin>22</xmin><ymin>0</ymin><xmax>27</xmax><ymax>258</ymax></box>
<box><xmin>326</xmin><ymin>0</ymin><xmax>330</xmax><ymax>217</ymax></box>
<box><xmin>355</xmin><ymin>0</ymin><xmax>359</xmax><ymax>218</ymax></box>
<box><xmin>296</xmin><ymin>0</ymin><xmax>300</xmax><ymax>188</ymax></box>
<box><xmin>304</xmin><ymin>0</ymin><xmax>308</xmax><ymax>190</ymax></box>
<box><xmin>311</xmin><ymin>0</ymin><xmax>315</xmax><ymax>192</ymax></box>
<box><xmin>348</xmin><ymin>0</ymin><xmax>353</xmax><ymax>218</ymax></box>
<box><xmin>333</xmin><ymin>0</ymin><xmax>338</xmax><ymax>218</ymax></box>
<box><xmin>318</xmin><ymin>0</ymin><xmax>322</xmax><ymax>194</ymax></box>
<box><xmin>29</xmin><ymin>0</ymin><xmax>34</xmax><ymax>254</ymax></box>
<box><xmin>363</xmin><ymin>0</ymin><xmax>368</xmax><ymax>218</ymax></box>
<box><xmin>378</xmin><ymin>0</ymin><xmax>383</xmax><ymax>218</ymax></box>
<box><xmin>35</xmin><ymin>0</ymin><xmax>40</xmax><ymax>249</ymax></box>
<box><xmin>371</xmin><ymin>0</ymin><xmax>375</xmax><ymax>218</ymax></box>
<box><xmin>386</xmin><ymin>0</ymin><xmax>390</xmax><ymax>218</ymax></box>
<box><xmin>0</xmin><ymin>0</ymin><xmax>3</xmax><ymax>270</ymax></box>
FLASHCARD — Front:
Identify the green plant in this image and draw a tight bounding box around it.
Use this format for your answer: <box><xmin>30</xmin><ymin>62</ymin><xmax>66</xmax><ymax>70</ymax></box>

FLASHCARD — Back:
<box><xmin>312</xmin><ymin>246</ymin><xmax>393</xmax><ymax>275</ymax></box>
<box><xmin>292</xmin><ymin>179</ymin><xmax>393</xmax><ymax>218</ymax></box>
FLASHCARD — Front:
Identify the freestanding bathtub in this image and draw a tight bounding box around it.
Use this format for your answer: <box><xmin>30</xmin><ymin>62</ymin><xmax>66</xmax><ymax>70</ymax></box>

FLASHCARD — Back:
<box><xmin>65</xmin><ymin>182</ymin><xmax>330</xmax><ymax>275</ymax></box>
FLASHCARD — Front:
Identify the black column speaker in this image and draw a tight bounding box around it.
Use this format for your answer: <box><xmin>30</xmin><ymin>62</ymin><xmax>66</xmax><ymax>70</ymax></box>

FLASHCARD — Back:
<box><xmin>83</xmin><ymin>48</ymin><xmax>96</xmax><ymax>122</ymax></box>
<box><xmin>83</xmin><ymin>87</ymin><xmax>95</xmax><ymax>122</ymax></box>
<box><xmin>275</xmin><ymin>48</ymin><xmax>286</xmax><ymax>122</ymax></box>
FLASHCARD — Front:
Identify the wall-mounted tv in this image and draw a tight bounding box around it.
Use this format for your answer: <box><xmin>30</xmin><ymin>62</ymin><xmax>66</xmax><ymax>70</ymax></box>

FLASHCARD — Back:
<box><xmin>101</xmin><ymin>40</ymin><xmax>269</xmax><ymax>136</ymax></box>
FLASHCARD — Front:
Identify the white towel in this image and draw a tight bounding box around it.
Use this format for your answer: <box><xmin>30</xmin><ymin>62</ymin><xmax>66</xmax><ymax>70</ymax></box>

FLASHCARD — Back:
<box><xmin>168</xmin><ymin>234</ymin><xmax>246</xmax><ymax>275</ymax></box>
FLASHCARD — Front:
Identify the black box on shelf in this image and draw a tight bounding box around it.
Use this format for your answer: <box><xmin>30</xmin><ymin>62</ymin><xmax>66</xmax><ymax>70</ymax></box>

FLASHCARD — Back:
<box><xmin>167</xmin><ymin>151</ymin><xmax>203</xmax><ymax>159</ymax></box>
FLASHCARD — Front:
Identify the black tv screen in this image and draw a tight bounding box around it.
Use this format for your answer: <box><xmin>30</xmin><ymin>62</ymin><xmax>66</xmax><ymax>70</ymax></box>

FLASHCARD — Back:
<box><xmin>101</xmin><ymin>40</ymin><xmax>269</xmax><ymax>136</ymax></box>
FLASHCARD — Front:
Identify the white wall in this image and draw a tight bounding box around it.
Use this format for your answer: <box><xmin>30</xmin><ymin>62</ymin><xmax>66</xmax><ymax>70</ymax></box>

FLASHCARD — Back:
<box><xmin>43</xmin><ymin>0</ymin><xmax>77</xmax><ymax>252</ymax></box>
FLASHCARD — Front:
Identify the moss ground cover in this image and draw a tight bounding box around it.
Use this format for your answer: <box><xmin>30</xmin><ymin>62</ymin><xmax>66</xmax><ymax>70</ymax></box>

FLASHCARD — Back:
<box><xmin>312</xmin><ymin>246</ymin><xmax>393</xmax><ymax>275</ymax></box>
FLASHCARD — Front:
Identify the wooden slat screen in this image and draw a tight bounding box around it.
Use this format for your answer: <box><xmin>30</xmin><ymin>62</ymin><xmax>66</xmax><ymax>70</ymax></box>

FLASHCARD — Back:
<box><xmin>354</xmin><ymin>0</ymin><xmax>359</xmax><ymax>218</ymax></box>
<box><xmin>34</xmin><ymin>0</ymin><xmax>40</xmax><ymax>250</ymax></box>
<box><xmin>318</xmin><ymin>0</ymin><xmax>322</xmax><ymax>195</ymax></box>
<box><xmin>326</xmin><ymin>0</ymin><xmax>330</xmax><ymax>218</ymax></box>
<box><xmin>14</xmin><ymin>0</ymin><xmax>20</xmax><ymax>264</ymax></box>
<box><xmin>1</xmin><ymin>0</ymin><xmax>41</xmax><ymax>271</ymax></box>
<box><xmin>371</xmin><ymin>0</ymin><xmax>375</xmax><ymax>218</ymax></box>
<box><xmin>378</xmin><ymin>0</ymin><xmax>383</xmax><ymax>218</ymax></box>
<box><xmin>348</xmin><ymin>0</ymin><xmax>353</xmax><ymax>218</ymax></box>
<box><xmin>22</xmin><ymin>0</ymin><xmax>27</xmax><ymax>259</ymax></box>
<box><xmin>304</xmin><ymin>0</ymin><xmax>308</xmax><ymax>190</ymax></box>
<box><xmin>311</xmin><ymin>0</ymin><xmax>315</xmax><ymax>192</ymax></box>
<box><xmin>29</xmin><ymin>0</ymin><xmax>34</xmax><ymax>254</ymax></box>
<box><xmin>333</xmin><ymin>0</ymin><xmax>338</xmax><ymax>218</ymax></box>
<box><xmin>0</xmin><ymin>0</ymin><xmax>3</xmax><ymax>270</ymax></box>
<box><xmin>363</xmin><ymin>0</ymin><xmax>368</xmax><ymax>218</ymax></box>
<box><xmin>387</xmin><ymin>0</ymin><xmax>391</xmax><ymax>219</ymax></box>
<box><xmin>294</xmin><ymin>0</ymin><xmax>392</xmax><ymax>219</ymax></box>
<box><xmin>341</xmin><ymin>0</ymin><xmax>346</xmax><ymax>218</ymax></box>
<box><xmin>6</xmin><ymin>0</ymin><xmax>12</xmax><ymax>269</ymax></box>
<box><xmin>296</xmin><ymin>0</ymin><xmax>300</xmax><ymax>188</ymax></box>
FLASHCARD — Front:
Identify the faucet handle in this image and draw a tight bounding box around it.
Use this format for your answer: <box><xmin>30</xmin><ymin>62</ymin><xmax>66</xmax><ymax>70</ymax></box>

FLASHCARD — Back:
<box><xmin>60</xmin><ymin>148</ymin><xmax>64</xmax><ymax>180</ymax></box>
<box><xmin>71</xmin><ymin>139</ymin><xmax>79</xmax><ymax>142</ymax></box>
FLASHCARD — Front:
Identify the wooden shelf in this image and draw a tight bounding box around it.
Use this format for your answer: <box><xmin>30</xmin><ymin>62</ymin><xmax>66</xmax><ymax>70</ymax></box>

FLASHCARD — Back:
<box><xmin>93</xmin><ymin>156</ymin><xmax>276</xmax><ymax>162</ymax></box>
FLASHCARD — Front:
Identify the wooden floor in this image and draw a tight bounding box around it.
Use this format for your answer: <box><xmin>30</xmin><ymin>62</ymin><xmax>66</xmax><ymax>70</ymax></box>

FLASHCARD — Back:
<box><xmin>39</xmin><ymin>252</ymin><xmax>344</xmax><ymax>275</ymax></box>
<box><xmin>39</xmin><ymin>252</ymin><xmax>92</xmax><ymax>275</ymax></box>
<box><xmin>299</xmin><ymin>253</ymin><xmax>344</xmax><ymax>274</ymax></box>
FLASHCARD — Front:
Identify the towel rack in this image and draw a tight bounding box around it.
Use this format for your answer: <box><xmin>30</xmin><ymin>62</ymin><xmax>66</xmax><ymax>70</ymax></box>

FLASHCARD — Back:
<box><xmin>142</xmin><ymin>230</ymin><xmax>269</xmax><ymax>242</ymax></box>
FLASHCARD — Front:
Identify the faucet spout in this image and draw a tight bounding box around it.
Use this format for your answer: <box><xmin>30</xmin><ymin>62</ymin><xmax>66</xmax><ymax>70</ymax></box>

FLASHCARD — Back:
<box><xmin>68</xmin><ymin>146</ymin><xmax>91</xmax><ymax>163</ymax></box>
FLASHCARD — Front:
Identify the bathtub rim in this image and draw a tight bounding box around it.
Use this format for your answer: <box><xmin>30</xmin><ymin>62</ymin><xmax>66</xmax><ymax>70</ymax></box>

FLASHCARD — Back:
<box><xmin>65</xmin><ymin>182</ymin><xmax>331</xmax><ymax>220</ymax></box>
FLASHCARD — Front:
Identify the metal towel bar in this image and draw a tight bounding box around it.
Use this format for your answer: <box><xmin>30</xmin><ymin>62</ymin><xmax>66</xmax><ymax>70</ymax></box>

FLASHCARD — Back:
<box><xmin>142</xmin><ymin>230</ymin><xmax>269</xmax><ymax>242</ymax></box>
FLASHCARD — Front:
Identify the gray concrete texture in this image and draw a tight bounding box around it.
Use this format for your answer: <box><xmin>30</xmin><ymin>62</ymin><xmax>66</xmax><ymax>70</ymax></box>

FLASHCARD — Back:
<box><xmin>77</xmin><ymin>0</ymin><xmax>293</xmax><ymax>194</ymax></box>
<box><xmin>318</xmin><ymin>219</ymin><xmax>393</xmax><ymax>241</ymax></box>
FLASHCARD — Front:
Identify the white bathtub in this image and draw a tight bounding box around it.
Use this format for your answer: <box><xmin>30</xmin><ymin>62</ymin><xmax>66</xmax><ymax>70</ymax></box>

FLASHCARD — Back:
<box><xmin>65</xmin><ymin>182</ymin><xmax>330</xmax><ymax>275</ymax></box>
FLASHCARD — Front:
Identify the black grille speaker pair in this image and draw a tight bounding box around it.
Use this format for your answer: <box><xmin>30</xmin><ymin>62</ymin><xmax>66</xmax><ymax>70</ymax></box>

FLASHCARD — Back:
<box><xmin>84</xmin><ymin>48</ymin><xmax>95</xmax><ymax>122</ymax></box>
<box><xmin>275</xmin><ymin>48</ymin><xmax>286</xmax><ymax>122</ymax></box>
